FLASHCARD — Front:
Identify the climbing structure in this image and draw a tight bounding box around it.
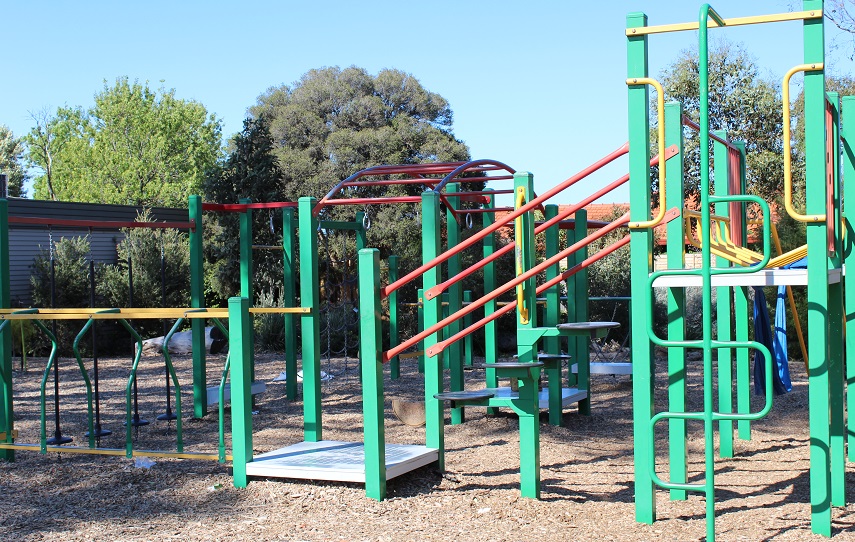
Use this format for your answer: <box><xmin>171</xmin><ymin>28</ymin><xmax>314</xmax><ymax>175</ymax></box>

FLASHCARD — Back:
<box><xmin>626</xmin><ymin>1</ymin><xmax>849</xmax><ymax>539</ymax></box>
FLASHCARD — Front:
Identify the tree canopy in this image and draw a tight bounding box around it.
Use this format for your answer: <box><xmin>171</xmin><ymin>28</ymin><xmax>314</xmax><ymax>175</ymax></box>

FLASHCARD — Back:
<box><xmin>0</xmin><ymin>125</ymin><xmax>26</xmax><ymax>197</ymax></box>
<box><xmin>26</xmin><ymin>78</ymin><xmax>223</xmax><ymax>207</ymax></box>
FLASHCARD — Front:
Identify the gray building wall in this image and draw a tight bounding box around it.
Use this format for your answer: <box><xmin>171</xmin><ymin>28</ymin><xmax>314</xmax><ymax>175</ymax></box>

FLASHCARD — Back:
<box><xmin>7</xmin><ymin>199</ymin><xmax>190</xmax><ymax>306</ymax></box>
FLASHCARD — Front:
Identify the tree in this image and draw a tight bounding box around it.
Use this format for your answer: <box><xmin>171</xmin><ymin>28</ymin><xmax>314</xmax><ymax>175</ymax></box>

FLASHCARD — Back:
<box><xmin>657</xmin><ymin>41</ymin><xmax>784</xmax><ymax>205</ymax></box>
<box><xmin>0</xmin><ymin>125</ymin><xmax>26</xmax><ymax>197</ymax></box>
<box><xmin>26</xmin><ymin>78</ymin><xmax>223</xmax><ymax>207</ymax></box>
<box><xmin>250</xmin><ymin>66</ymin><xmax>473</xmax><ymax>273</ymax></box>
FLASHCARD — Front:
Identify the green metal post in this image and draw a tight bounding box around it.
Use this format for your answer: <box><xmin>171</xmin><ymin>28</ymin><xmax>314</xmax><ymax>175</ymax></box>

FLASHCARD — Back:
<box><xmin>627</xmin><ymin>10</ymin><xmax>656</xmax><ymax>524</ymax></box>
<box><xmin>446</xmin><ymin>184</ymin><xmax>464</xmax><ymax>425</ymax></box>
<box><xmin>733</xmin><ymin>141</ymin><xmax>751</xmax><ymax>442</ymax></box>
<box><xmin>239</xmin><ymin>198</ymin><xmax>255</xmax><ymax>384</ymax></box>
<box><xmin>826</xmin><ymin>92</ymin><xmax>845</xmax><ymax>508</ymax></box>
<box><xmin>417</xmin><ymin>288</ymin><xmax>425</xmax><ymax>374</ymax></box>
<box><xmin>299</xmin><ymin>197</ymin><xmax>322</xmax><ymax>442</ymax></box>
<box><xmin>229</xmin><ymin>296</ymin><xmax>253</xmax><ymax>488</ymax></box>
<box><xmin>664</xmin><ymin>101</ymin><xmax>686</xmax><ymax>500</ymax></box>
<box><xmin>388</xmin><ymin>255</ymin><xmax>400</xmax><ymax>379</ymax></box>
<box><xmin>574</xmin><ymin>209</ymin><xmax>591</xmax><ymax>415</ymax></box>
<box><xmin>283</xmin><ymin>208</ymin><xmax>298</xmax><ymax>400</ymax></box>
<box><xmin>803</xmin><ymin>0</ymin><xmax>831</xmax><ymax>535</ymax></box>
<box><xmin>483</xmin><ymin>193</ymin><xmax>499</xmax><ymax>415</ymax></box>
<box><xmin>713</xmin><ymin>129</ymin><xmax>734</xmax><ymax>458</ymax></box>
<box><xmin>843</xmin><ymin>96</ymin><xmax>855</xmax><ymax>463</ymax></box>
<box><xmin>421</xmin><ymin>191</ymin><xmax>444</xmax><ymax>468</ymax></box>
<box><xmin>188</xmin><ymin>195</ymin><xmax>207</xmax><ymax>418</ymax></box>
<box><xmin>463</xmin><ymin>290</ymin><xmax>473</xmax><ymax>368</ymax></box>
<box><xmin>0</xmin><ymin>199</ymin><xmax>12</xmax><ymax>461</ymax></box>
<box><xmin>565</xmin><ymin>216</ymin><xmax>580</xmax><ymax>389</ymax></box>
<box><xmin>544</xmin><ymin>205</ymin><xmax>562</xmax><ymax>426</ymax></box>
<box><xmin>358</xmin><ymin>248</ymin><xmax>387</xmax><ymax>500</ymax></box>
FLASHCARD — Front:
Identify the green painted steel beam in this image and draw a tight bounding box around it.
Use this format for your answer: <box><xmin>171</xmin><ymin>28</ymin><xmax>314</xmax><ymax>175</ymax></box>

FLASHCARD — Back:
<box><xmin>229</xmin><ymin>296</ymin><xmax>253</xmax><ymax>488</ymax></box>
<box><xmin>282</xmin><ymin>208</ymin><xmax>298</xmax><ymax>401</ymax></box>
<box><xmin>446</xmin><ymin>184</ymin><xmax>465</xmax><ymax>425</ymax></box>
<box><xmin>388</xmin><ymin>255</ymin><xmax>400</xmax><ymax>380</ymax></box>
<box><xmin>0</xmin><ymin>199</ymin><xmax>12</xmax><ymax>461</ymax></box>
<box><xmin>842</xmin><ymin>96</ymin><xmax>855</xmax><ymax>464</ymax></box>
<box><xmin>299</xmin><ymin>197</ymin><xmax>323</xmax><ymax>442</ymax></box>
<box><xmin>188</xmin><ymin>195</ymin><xmax>207</xmax><ymax>419</ymax></box>
<box><xmin>482</xmin><ymin>193</ymin><xmax>499</xmax><ymax>416</ymax></box>
<box><xmin>421</xmin><ymin>191</ymin><xmax>444</xmax><ymax>469</ymax></box>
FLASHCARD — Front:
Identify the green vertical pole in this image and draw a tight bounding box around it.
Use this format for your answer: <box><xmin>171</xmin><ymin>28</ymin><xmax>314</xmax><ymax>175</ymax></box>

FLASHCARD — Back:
<box><xmin>388</xmin><ymin>255</ymin><xmax>400</xmax><ymax>380</ymax></box>
<box><xmin>421</xmin><ymin>191</ymin><xmax>444</xmax><ymax>468</ymax></box>
<box><xmin>574</xmin><ymin>210</ymin><xmax>590</xmax><ymax>415</ymax></box>
<box><xmin>446</xmin><ymin>184</ymin><xmax>464</xmax><ymax>425</ymax></box>
<box><xmin>188</xmin><ymin>195</ymin><xmax>207</xmax><ymax>419</ymax></box>
<box><xmin>463</xmin><ymin>290</ymin><xmax>473</xmax><ymax>368</ymax></box>
<box><xmin>803</xmin><ymin>0</ymin><xmax>831</xmax><ymax>535</ymax></box>
<box><xmin>842</xmin><ymin>96</ymin><xmax>855</xmax><ymax>463</ymax></box>
<box><xmin>282</xmin><ymin>208</ymin><xmax>298</xmax><ymax>401</ymax></box>
<box><xmin>358</xmin><ymin>248</ymin><xmax>387</xmax><ymax>500</ymax></box>
<box><xmin>664</xmin><ymin>101</ymin><xmax>686</xmax><ymax>500</ymax></box>
<box><xmin>239</xmin><ymin>198</ymin><xmax>255</xmax><ymax>383</ymax></box>
<box><xmin>627</xmin><ymin>10</ymin><xmax>656</xmax><ymax>524</ymax></box>
<box><xmin>712</xmin><ymin>129</ymin><xmax>734</xmax><ymax>459</ymax></box>
<box><xmin>565</xmin><ymin>220</ymin><xmax>579</xmax><ymax>389</ymax></box>
<box><xmin>417</xmin><ymin>288</ymin><xmax>425</xmax><ymax>374</ymax></box>
<box><xmin>0</xmin><ymin>199</ymin><xmax>12</xmax><ymax>461</ymax></box>
<box><xmin>354</xmin><ymin>211</ymin><xmax>368</xmax><ymax>251</ymax></box>
<box><xmin>514</xmin><ymin>171</ymin><xmax>540</xmax><ymax>499</ymax></box>
<box><xmin>229</xmin><ymin>296</ymin><xmax>253</xmax><ymax>488</ymax></box>
<box><xmin>733</xmin><ymin>141</ymin><xmax>751</xmax><ymax>441</ymax></box>
<box><xmin>482</xmin><ymin>193</ymin><xmax>499</xmax><ymax>415</ymax></box>
<box><xmin>544</xmin><ymin>205</ymin><xmax>562</xmax><ymax>426</ymax></box>
<box><xmin>299</xmin><ymin>197</ymin><xmax>322</xmax><ymax>442</ymax></box>
<box><xmin>826</xmin><ymin>92</ymin><xmax>845</xmax><ymax>508</ymax></box>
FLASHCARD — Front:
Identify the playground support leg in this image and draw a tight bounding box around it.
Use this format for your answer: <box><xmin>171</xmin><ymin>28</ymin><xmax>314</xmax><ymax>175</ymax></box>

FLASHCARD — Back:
<box><xmin>446</xmin><ymin>185</ymin><xmax>465</xmax><ymax>425</ymax></box>
<box><xmin>0</xmin><ymin>199</ymin><xmax>12</xmax><ymax>461</ymax></box>
<box><xmin>664</xmin><ymin>101</ymin><xmax>686</xmax><ymax>500</ymax></box>
<box><xmin>421</xmin><ymin>191</ymin><xmax>444</xmax><ymax>469</ymax></box>
<box><xmin>482</xmin><ymin>194</ymin><xmax>499</xmax><ymax>416</ymax></box>
<box><xmin>573</xmin><ymin>210</ymin><xmax>590</xmax><ymax>416</ymax></box>
<box><xmin>282</xmin><ymin>208</ymin><xmax>298</xmax><ymax>401</ymax></box>
<box><xmin>627</xmin><ymin>10</ymin><xmax>656</xmax><ymax>524</ymax></box>
<box><xmin>544</xmin><ymin>205</ymin><xmax>562</xmax><ymax>426</ymax></box>
<box><xmin>229</xmin><ymin>296</ymin><xmax>253</xmax><ymax>488</ymax></box>
<box><xmin>842</xmin><ymin>96</ymin><xmax>855</xmax><ymax>463</ymax></box>
<box><xmin>299</xmin><ymin>197</ymin><xmax>323</xmax><ymax>442</ymax></box>
<box><xmin>388</xmin><ymin>255</ymin><xmax>400</xmax><ymax>380</ymax></box>
<box><xmin>517</xmin><ymin>368</ymin><xmax>541</xmax><ymax>499</ymax></box>
<box><xmin>238</xmin><ymin>199</ymin><xmax>255</xmax><ymax>388</ymax></box>
<box><xmin>359</xmin><ymin>248</ymin><xmax>387</xmax><ymax>501</ymax></box>
<box><xmin>188</xmin><ymin>195</ymin><xmax>207</xmax><ymax>419</ymax></box>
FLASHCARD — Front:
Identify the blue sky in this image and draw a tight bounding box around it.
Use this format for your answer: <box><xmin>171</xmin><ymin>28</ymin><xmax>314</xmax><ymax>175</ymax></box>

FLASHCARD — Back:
<box><xmin>3</xmin><ymin>1</ymin><xmax>853</xmax><ymax>204</ymax></box>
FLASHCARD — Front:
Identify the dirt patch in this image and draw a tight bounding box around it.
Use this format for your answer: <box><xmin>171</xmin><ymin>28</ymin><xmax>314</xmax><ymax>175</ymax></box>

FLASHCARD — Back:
<box><xmin>1</xmin><ymin>351</ymin><xmax>854</xmax><ymax>541</ymax></box>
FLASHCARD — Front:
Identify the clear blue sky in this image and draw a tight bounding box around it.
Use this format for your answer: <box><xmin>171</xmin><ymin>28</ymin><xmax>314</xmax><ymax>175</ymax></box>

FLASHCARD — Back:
<box><xmin>2</xmin><ymin>1</ymin><xmax>853</xmax><ymax>204</ymax></box>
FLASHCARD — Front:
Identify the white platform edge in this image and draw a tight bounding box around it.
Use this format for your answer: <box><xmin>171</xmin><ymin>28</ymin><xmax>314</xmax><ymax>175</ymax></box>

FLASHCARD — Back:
<box><xmin>480</xmin><ymin>386</ymin><xmax>588</xmax><ymax>408</ymax></box>
<box><xmin>651</xmin><ymin>267</ymin><xmax>841</xmax><ymax>288</ymax></box>
<box><xmin>571</xmin><ymin>362</ymin><xmax>632</xmax><ymax>375</ymax></box>
<box><xmin>244</xmin><ymin>440</ymin><xmax>439</xmax><ymax>483</ymax></box>
<box><xmin>206</xmin><ymin>381</ymin><xmax>266</xmax><ymax>406</ymax></box>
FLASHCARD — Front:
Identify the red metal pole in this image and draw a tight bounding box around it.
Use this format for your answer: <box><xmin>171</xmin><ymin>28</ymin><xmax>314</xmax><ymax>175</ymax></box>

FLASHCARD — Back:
<box><xmin>382</xmin><ymin>142</ymin><xmax>631</xmax><ymax>298</ymax></box>
<box><xmin>383</xmin><ymin>215</ymin><xmax>630</xmax><ymax>360</ymax></box>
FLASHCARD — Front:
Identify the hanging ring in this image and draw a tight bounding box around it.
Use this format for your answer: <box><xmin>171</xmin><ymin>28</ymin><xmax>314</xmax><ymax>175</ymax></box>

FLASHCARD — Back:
<box><xmin>465</xmin><ymin>213</ymin><xmax>473</xmax><ymax>230</ymax></box>
<box><xmin>362</xmin><ymin>213</ymin><xmax>371</xmax><ymax>231</ymax></box>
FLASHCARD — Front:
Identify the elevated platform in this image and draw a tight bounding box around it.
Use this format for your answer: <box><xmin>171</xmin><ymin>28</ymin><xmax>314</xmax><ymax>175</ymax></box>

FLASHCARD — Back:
<box><xmin>651</xmin><ymin>267</ymin><xmax>842</xmax><ymax>288</ymax></box>
<box><xmin>477</xmin><ymin>386</ymin><xmax>588</xmax><ymax>409</ymax></box>
<box><xmin>244</xmin><ymin>440</ymin><xmax>438</xmax><ymax>483</ymax></box>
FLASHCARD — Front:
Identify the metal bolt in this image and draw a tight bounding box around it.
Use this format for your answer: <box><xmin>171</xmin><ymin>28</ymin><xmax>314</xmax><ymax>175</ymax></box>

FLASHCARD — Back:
<box><xmin>632</xmin><ymin>28</ymin><xmax>637</xmax><ymax>34</ymax></box>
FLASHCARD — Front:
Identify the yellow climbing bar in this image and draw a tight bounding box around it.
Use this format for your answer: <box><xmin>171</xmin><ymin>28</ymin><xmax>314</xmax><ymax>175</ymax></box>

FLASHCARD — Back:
<box><xmin>626</xmin><ymin>77</ymin><xmax>666</xmax><ymax>229</ymax></box>
<box><xmin>783</xmin><ymin>63</ymin><xmax>825</xmax><ymax>223</ymax></box>
<box><xmin>514</xmin><ymin>186</ymin><xmax>529</xmax><ymax>325</ymax></box>
<box><xmin>626</xmin><ymin>9</ymin><xmax>821</xmax><ymax>36</ymax></box>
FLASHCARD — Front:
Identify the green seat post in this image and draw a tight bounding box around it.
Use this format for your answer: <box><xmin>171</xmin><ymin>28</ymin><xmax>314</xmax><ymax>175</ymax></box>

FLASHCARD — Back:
<box><xmin>229</xmin><ymin>296</ymin><xmax>253</xmax><ymax>488</ymax></box>
<box><xmin>283</xmin><ymin>208</ymin><xmax>298</xmax><ymax>401</ymax></box>
<box><xmin>299</xmin><ymin>197</ymin><xmax>322</xmax><ymax>442</ymax></box>
<box><xmin>421</xmin><ymin>191</ymin><xmax>444</xmax><ymax>469</ymax></box>
<box><xmin>446</xmin><ymin>184</ymin><xmax>465</xmax><ymax>425</ymax></box>
<box><xmin>664</xmin><ymin>101</ymin><xmax>687</xmax><ymax>500</ymax></box>
<box><xmin>0</xmin><ymin>200</ymin><xmax>12</xmax><ymax>461</ymax></box>
<box><xmin>712</xmin><ymin>129</ymin><xmax>734</xmax><ymax>458</ymax></box>
<box><xmin>358</xmin><ymin>248</ymin><xmax>387</xmax><ymax>500</ymax></box>
<box><xmin>627</xmin><ymin>10</ymin><xmax>657</xmax><ymax>524</ymax></box>
<box><xmin>544</xmin><ymin>205</ymin><xmax>563</xmax><ymax>426</ymax></box>
<box><xmin>188</xmin><ymin>195</ymin><xmax>207</xmax><ymax>418</ymax></box>
<box><xmin>482</xmin><ymin>193</ymin><xmax>499</xmax><ymax>415</ymax></box>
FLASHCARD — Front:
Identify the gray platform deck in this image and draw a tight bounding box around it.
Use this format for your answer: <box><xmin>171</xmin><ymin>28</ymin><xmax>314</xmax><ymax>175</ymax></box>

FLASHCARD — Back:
<box><xmin>479</xmin><ymin>386</ymin><xmax>588</xmax><ymax>409</ymax></box>
<box><xmin>206</xmin><ymin>381</ymin><xmax>266</xmax><ymax>406</ymax></box>
<box><xmin>244</xmin><ymin>440</ymin><xmax>439</xmax><ymax>483</ymax></box>
<box><xmin>651</xmin><ymin>267</ymin><xmax>841</xmax><ymax>287</ymax></box>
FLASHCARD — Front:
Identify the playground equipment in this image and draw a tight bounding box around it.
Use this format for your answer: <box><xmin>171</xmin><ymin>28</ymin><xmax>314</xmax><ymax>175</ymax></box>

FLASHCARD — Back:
<box><xmin>626</xmin><ymin>2</ymin><xmax>848</xmax><ymax>539</ymax></box>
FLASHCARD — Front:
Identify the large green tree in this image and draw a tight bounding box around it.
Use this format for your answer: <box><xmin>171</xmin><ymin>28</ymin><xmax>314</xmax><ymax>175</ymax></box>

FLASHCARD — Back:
<box><xmin>250</xmin><ymin>66</ymin><xmax>473</xmax><ymax>271</ymax></box>
<box><xmin>0</xmin><ymin>125</ymin><xmax>26</xmax><ymax>197</ymax></box>
<box><xmin>26</xmin><ymin>78</ymin><xmax>223</xmax><ymax>207</ymax></box>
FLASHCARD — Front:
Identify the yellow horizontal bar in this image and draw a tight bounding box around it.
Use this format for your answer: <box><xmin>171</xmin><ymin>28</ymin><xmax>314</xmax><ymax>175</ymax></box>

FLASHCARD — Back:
<box><xmin>0</xmin><ymin>430</ymin><xmax>18</xmax><ymax>440</ymax></box>
<box><xmin>627</xmin><ymin>10</ymin><xmax>821</xmax><ymax>36</ymax></box>
<box><xmin>398</xmin><ymin>350</ymin><xmax>425</xmax><ymax>359</ymax></box>
<box><xmin>0</xmin><ymin>442</ymin><xmax>231</xmax><ymax>461</ymax></box>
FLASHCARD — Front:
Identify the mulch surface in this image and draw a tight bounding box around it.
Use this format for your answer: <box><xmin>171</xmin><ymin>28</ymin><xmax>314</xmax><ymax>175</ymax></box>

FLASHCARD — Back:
<box><xmin>1</xmin><ymin>350</ymin><xmax>855</xmax><ymax>541</ymax></box>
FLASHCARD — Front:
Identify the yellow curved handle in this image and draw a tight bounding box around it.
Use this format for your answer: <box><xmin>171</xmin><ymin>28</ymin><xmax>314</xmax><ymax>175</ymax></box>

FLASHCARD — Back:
<box><xmin>626</xmin><ymin>77</ymin><xmax>666</xmax><ymax>229</ymax></box>
<box><xmin>783</xmin><ymin>63</ymin><xmax>825</xmax><ymax>223</ymax></box>
<box><xmin>514</xmin><ymin>187</ymin><xmax>529</xmax><ymax>325</ymax></box>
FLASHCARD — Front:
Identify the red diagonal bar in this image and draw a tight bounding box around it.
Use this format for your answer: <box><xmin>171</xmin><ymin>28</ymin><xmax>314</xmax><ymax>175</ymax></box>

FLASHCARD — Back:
<box><xmin>202</xmin><ymin>201</ymin><xmax>297</xmax><ymax>212</ymax></box>
<box><xmin>421</xmin><ymin>145</ymin><xmax>677</xmax><ymax>301</ymax></box>
<box><xmin>381</xmin><ymin>142</ymin><xmax>631</xmax><ymax>299</ymax></box>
